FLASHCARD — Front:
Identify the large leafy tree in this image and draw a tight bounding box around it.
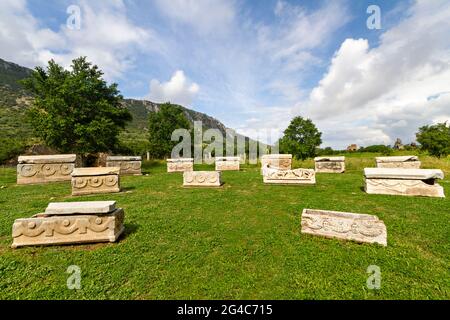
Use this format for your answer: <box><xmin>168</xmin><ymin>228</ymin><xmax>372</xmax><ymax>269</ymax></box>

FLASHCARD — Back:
<box><xmin>21</xmin><ymin>57</ymin><xmax>132</xmax><ymax>154</ymax></box>
<box><xmin>148</xmin><ymin>103</ymin><xmax>191</xmax><ymax>158</ymax></box>
<box><xmin>279</xmin><ymin>116</ymin><xmax>322</xmax><ymax>160</ymax></box>
<box><xmin>416</xmin><ymin>122</ymin><xmax>450</xmax><ymax>158</ymax></box>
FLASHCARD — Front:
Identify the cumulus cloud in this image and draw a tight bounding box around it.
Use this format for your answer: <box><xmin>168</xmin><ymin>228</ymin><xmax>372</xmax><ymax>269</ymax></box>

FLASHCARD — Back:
<box><xmin>300</xmin><ymin>0</ymin><xmax>450</xmax><ymax>149</ymax></box>
<box><xmin>0</xmin><ymin>0</ymin><xmax>158</xmax><ymax>80</ymax></box>
<box><xmin>147</xmin><ymin>70</ymin><xmax>200</xmax><ymax>106</ymax></box>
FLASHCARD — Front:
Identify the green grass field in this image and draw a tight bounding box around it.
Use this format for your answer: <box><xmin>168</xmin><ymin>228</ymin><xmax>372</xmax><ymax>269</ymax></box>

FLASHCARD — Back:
<box><xmin>0</xmin><ymin>153</ymin><xmax>449</xmax><ymax>299</ymax></box>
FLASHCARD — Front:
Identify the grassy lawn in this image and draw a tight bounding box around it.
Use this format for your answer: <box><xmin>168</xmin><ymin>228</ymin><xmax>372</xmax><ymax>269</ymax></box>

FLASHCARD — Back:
<box><xmin>0</xmin><ymin>153</ymin><xmax>449</xmax><ymax>299</ymax></box>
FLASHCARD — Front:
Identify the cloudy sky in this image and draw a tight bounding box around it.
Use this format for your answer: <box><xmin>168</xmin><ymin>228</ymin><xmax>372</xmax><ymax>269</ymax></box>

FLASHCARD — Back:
<box><xmin>1</xmin><ymin>0</ymin><xmax>449</xmax><ymax>149</ymax></box>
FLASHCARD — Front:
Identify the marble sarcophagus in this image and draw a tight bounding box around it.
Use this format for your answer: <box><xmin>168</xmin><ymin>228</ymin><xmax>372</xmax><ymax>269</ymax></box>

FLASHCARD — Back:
<box><xmin>17</xmin><ymin>154</ymin><xmax>76</xmax><ymax>185</ymax></box>
<box><xmin>314</xmin><ymin>156</ymin><xmax>345</xmax><ymax>173</ymax></box>
<box><xmin>71</xmin><ymin>167</ymin><xmax>121</xmax><ymax>196</ymax></box>
<box><xmin>167</xmin><ymin>158</ymin><xmax>194</xmax><ymax>173</ymax></box>
<box><xmin>301</xmin><ymin>209</ymin><xmax>387</xmax><ymax>246</ymax></box>
<box><xmin>375</xmin><ymin>156</ymin><xmax>421</xmax><ymax>169</ymax></box>
<box><xmin>260</xmin><ymin>154</ymin><xmax>292</xmax><ymax>174</ymax></box>
<box><xmin>183</xmin><ymin>171</ymin><xmax>222</xmax><ymax>187</ymax></box>
<box><xmin>263</xmin><ymin>166</ymin><xmax>316</xmax><ymax>185</ymax></box>
<box><xmin>106</xmin><ymin>156</ymin><xmax>142</xmax><ymax>175</ymax></box>
<box><xmin>364</xmin><ymin>168</ymin><xmax>445</xmax><ymax>198</ymax></box>
<box><xmin>215</xmin><ymin>156</ymin><xmax>240</xmax><ymax>171</ymax></box>
<box><xmin>11</xmin><ymin>201</ymin><xmax>124</xmax><ymax>248</ymax></box>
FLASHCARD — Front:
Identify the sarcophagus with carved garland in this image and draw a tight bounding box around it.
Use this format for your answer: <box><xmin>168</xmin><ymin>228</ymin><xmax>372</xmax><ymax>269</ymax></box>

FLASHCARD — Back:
<box><xmin>11</xmin><ymin>201</ymin><xmax>124</xmax><ymax>248</ymax></box>
<box><xmin>106</xmin><ymin>156</ymin><xmax>142</xmax><ymax>175</ymax></box>
<box><xmin>301</xmin><ymin>209</ymin><xmax>387</xmax><ymax>246</ymax></box>
<box><xmin>71</xmin><ymin>167</ymin><xmax>121</xmax><ymax>196</ymax></box>
<box><xmin>17</xmin><ymin>154</ymin><xmax>76</xmax><ymax>185</ymax></box>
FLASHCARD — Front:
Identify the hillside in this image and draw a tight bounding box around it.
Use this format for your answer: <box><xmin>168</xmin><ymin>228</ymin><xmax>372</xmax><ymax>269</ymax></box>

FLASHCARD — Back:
<box><xmin>0</xmin><ymin>58</ymin><xmax>255</xmax><ymax>162</ymax></box>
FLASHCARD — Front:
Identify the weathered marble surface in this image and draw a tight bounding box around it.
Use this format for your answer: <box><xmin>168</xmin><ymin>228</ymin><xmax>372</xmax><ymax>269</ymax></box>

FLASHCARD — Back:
<box><xmin>167</xmin><ymin>158</ymin><xmax>194</xmax><ymax>173</ymax></box>
<box><xmin>260</xmin><ymin>154</ymin><xmax>292</xmax><ymax>174</ymax></box>
<box><xmin>263</xmin><ymin>166</ymin><xmax>316</xmax><ymax>184</ymax></box>
<box><xmin>375</xmin><ymin>156</ymin><xmax>421</xmax><ymax>168</ymax></box>
<box><xmin>314</xmin><ymin>156</ymin><xmax>345</xmax><ymax>173</ymax></box>
<box><xmin>106</xmin><ymin>156</ymin><xmax>142</xmax><ymax>175</ymax></box>
<box><xmin>12</xmin><ymin>201</ymin><xmax>124</xmax><ymax>248</ymax></box>
<box><xmin>301</xmin><ymin>209</ymin><xmax>387</xmax><ymax>246</ymax></box>
<box><xmin>364</xmin><ymin>168</ymin><xmax>445</xmax><ymax>198</ymax></box>
<box><xmin>71</xmin><ymin>167</ymin><xmax>121</xmax><ymax>196</ymax></box>
<box><xmin>17</xmin><ymin>154</ymin><xmax>76</xmax><ymax>185</ymax></box>
<box><xmin>183</xmin><ymin>171</ymin><xmax>222</xmax><ymax>187</ymax></box>
<box><xmin>215</xmin><ymin>156</ymin><xmax>240</xmax><ymax>171</ymax></box>
<box><xmin>45</xmin><ymin>201</ymin><xmax>117</xmax><ymax>215</ymax></box>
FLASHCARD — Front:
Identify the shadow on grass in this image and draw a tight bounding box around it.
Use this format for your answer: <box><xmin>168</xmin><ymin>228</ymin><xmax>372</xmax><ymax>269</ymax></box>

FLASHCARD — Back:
<box><xmin>120</xmin><ymin>223</ymin><xmax>139</xmax><ymax>240</ymax></box>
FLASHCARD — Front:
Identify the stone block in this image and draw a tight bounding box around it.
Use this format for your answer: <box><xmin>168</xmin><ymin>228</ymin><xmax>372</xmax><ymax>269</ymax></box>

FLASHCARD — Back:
<box><xmin>106</xmin><ymin>156</ymin><xmax>142</xmax><ymax>175</ymax></box>
<box><xmin>12</xmin><ymin>201</ymin><xmax>124</xmax><ymax>248</ymax></box>
<box><xmin>71</xmin><ymin>167</ymin><xmax>121</xmax><ymax>196</ymax></box>
<box><xmin>260</xmin><ymin>154</ymin><xmax>292</xmax><ymax>174</ymax></box>
<box><xmin>183</xmin><ymin>171</ymin><xmax>222</xmax><ymax>187</ymax></box>
<box><xmin>301</xmin><ymin>209</ymin><xmax>387</xmax><ymax>246</ymax></box>
<box><xmin>263</xmin><ymin>167</ymin><xmax>315</xmax><ymax>185</ymax></box>
<box><xmin>314</xmin><ymin>156</ymin><xmax>345</xmax><ymax>173</ymax></box>
<box><xmin>17</xmin><ymin>154</ymin><xmax>76</xmax><ymax>185</ymax></box>
<box><xmin>375</xmin><ymin>156</ymin><xmax>421</xmax><ymax>169</ymax></box>
<box><xmin>167</xmin><ymin>158</ymin><xmax>194</xmax><ymax>173</ymax></box>
<box><xmin>215</xmin><ymin>156</ymin><xmax>240</xmax><ymax>171</ymax></box>
<box><xmin>364</xmin><ymin>168</ymin><xmax>445</xmax><ymax>197</ymax></box>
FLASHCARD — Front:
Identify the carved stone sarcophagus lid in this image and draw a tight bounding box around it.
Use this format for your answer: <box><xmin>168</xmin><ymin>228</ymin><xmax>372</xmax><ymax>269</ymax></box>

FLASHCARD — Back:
<box><xmin>314</xmin><ymin>156</ymin><xmax>345</xmax><ymax>173</ymax></box>
<box><xmin>301</xmin><ymin>209</ymin><xmax>387</xmax><ymax>246</ymax></box>
<box><xmin>263</xmin><ymin>167</ymin><xmax>316</xmax><ymax>185</ymax></box>
<box><xmin>106</xmin><ymin>156</ymin><xmax>142</xmax><ymax>175</ymax></box>
<box><xmin>183</xmin><ymin>171</ymin><xmax>222</xmax><ymax>187</ymax></box>
<box><xmin>215</xmin><ymin>156</ymin><xmax>240</xmax><ymax>171</ymax></box>
<box><xmin>17</xmin><ymin>154</ymin><xmax>76</xmax><ymax>185</ymax></box>
<box><xmin>375</xmin><ymin>156</ymin><xmax>421</xmax><ymax>169</ymax></box>
<box><xmin>364</xmin><ymin>168</ymin><xmax>445</xmax><ymax>198</ymax></box>
<box><xmin>167</xmin><ymin>158</ymin><xmax>194</xmax><ymax>173</ymax></box>
<box><xmin>260</xmin><ymin>154</ymin><xmax>292</xmax><ymax>173</ymax></box>
<box><xmin>11</xmin><ymin>201</ymin><xmax>125</xmax><ymax>248</ymax></box>
<box><xmin>71</xmin><ymin>167</ymin><xmax>121</xmax><ymax>196</ymax></box>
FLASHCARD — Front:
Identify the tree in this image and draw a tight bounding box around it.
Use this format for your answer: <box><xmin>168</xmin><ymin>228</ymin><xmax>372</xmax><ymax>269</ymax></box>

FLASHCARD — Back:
<box><xmin>21</xmin><ymin>57</ymin><xmax>132</xmax><ymax>155</ymax></box>
<box><xmin>148</xmin><ymin>103</ymin><xmax>191</xmax><ymax>158</ymax></box>
<box><xmin>278</xmin><ymin>116</ymin><xmax>322</xmax><ymax>160</ymax></box>
<box><xmin>416</xmin><ymin>122</ymin><xmax>450</xmax><ymax>158</ymax></box>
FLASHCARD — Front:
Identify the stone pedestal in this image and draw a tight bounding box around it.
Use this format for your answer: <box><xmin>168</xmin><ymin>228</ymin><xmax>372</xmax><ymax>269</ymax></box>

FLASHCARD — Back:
<box><xmin>183</xmin><ymin>171</ymin><xmax>222</xmax><ymax>187</ymax></box>
<box><xmin>301</xmin><ymin>209</ymin><xmax>387</xmax><ymax>246</ymax></box>
<box><xmin>12</xmin><ymin>201</ymin><xmax>124</xmax><ymax>248</ymax></box>
<box><xmin>106</xmin><ymin>156</ymin><xmax>142</xmax><ymax>175</ymax></box>
<box><xmin>71</xmin><ymin>167</ymin><xmax>121</xmax><ymax>196</ymax></box>
<box><xmin>375</xmin><ymin>156</ymin><xmax>421</xmax><ymax>169</ymax></box>
<box><xmin>17</xmin><ymin>154</ymin><xmax>76</xmax><ymax>185</ymax></box>
<box><xmin>260</xmin><ymin>154</ymin><xmax>292</xmax><ymax>174</ymax></box>
<box><xmin>263</xmin><ymin>167</ymin><xmax>316</xmax><ymax>185</ymax></box>
<box><xmin>167</xmin><ymin>158</ymin><xmax>194</xmax><ymax>173</ymax></box>
<box><xmin>215</xmin><ymin>156</ymin><xmax>240</xmax><ymax>171</ymax></box>
<box><xmin>364</xmin><ymin>168</ymin><xmax>445</xmax><ymax>198</ymax></box>
<box><xmin>314</xmin><ymin>156</ymin><xmax>345</xmax><ymax>173</ymax></box>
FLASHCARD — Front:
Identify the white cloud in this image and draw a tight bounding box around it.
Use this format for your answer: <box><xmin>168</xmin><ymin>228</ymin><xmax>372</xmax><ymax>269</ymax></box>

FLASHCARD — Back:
<box><xmin>0</xmin><ymin>0</ymin><xmax>158</xmax><ymax>80</ymax></box>
<box><xmin>300</xmin><ymin>0</ymin><xmax>450</xmax><ymax>149</ymax></box>
<box><xmin>154</xmin><ymin>0</ymin><xmax>235</xmax><ymax>35</ymax></box>
<box><xmin>147</xmin><ymin>70</ymin><xmax>200</xmax><ymax>106</ymax></box>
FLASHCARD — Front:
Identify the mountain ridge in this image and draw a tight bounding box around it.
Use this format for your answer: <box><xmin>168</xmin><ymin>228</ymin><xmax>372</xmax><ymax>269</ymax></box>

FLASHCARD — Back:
<box><xmin>0</xmin><ymin>57</ymin><xmax>257</xmax><ymax>162</ymax></box>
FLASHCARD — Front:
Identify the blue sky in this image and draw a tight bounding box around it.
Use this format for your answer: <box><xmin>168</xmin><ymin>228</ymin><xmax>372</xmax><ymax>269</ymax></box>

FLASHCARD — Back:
<box><xmin>1</xmin><ymin>0</ymin><xmax>449</xmax><ymax>148</ymax></box>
